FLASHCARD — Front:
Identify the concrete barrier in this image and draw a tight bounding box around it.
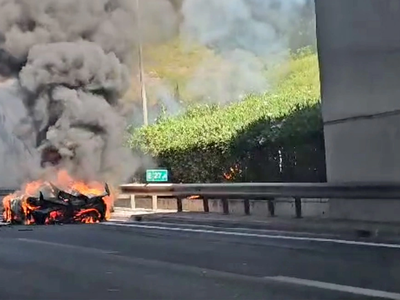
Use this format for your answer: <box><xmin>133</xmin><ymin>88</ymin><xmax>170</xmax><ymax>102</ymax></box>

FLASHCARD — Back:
<box><xmin>114</xmin><ymin>195</ymin><xmax>328</xmax><ymax>218</ymax></box>
<box><xmin>316</xmin><ymin>0</ymin><xmax>400</xmax><ymax>222</ymax></box>
<box><xmin>329</xmin><ymin>199</ymin><xmax>400</xmax><ymax>222</ymax></box>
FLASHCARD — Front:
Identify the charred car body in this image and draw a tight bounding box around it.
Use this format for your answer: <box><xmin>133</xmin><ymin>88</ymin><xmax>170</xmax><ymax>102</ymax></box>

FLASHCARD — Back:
<box><xmin>3</xmin><ymin>183</ymin><xmax>110</xmax><ymax>225</ymax></box>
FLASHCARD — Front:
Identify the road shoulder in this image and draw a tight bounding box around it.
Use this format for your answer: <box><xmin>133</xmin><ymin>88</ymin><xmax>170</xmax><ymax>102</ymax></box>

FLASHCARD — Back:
<box><xmin>112</xmin><ymin>208</ymin><xmax>400</xmax><ymax>242</ymax></box>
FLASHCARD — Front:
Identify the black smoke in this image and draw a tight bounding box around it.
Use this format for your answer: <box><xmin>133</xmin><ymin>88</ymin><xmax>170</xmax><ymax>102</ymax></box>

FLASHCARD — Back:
<box><xmin>0</xmin><ymin>0</ymin><xmax>138</xmax><ymax>183</ymax></box>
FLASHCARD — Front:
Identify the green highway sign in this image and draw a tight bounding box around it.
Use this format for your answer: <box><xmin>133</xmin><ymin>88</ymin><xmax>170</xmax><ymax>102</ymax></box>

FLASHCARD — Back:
<box><xmin>146</xmin><ymin>169</ymin><xmax>169</xmax><ymax>182</ymax></box>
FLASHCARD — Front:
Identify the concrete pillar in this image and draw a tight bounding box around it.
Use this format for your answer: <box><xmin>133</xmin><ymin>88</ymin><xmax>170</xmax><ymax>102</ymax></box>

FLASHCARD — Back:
<box><xmin>315</xmin><ymin>0</ymin><xmax>400</xmax><ymax>221</ymax></box>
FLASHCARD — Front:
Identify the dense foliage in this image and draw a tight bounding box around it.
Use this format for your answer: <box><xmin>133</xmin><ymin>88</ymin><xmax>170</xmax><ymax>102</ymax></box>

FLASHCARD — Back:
<box><xmin>128</xmin><ymin>51</ymin><xmax>326</xmax><ymax>183</ymax></box>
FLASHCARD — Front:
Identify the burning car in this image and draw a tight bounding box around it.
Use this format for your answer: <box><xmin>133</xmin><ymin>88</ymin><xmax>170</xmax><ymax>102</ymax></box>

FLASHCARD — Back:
<box><xmin>2</xmin><ymin>170</ymin><xmax>114</xmax><ymax>225</ymax></box>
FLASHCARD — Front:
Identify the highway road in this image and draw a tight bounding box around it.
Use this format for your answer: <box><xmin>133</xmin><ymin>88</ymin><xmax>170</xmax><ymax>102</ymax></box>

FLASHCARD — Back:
<box><xmin>0</xmin><ymin>220</ymin><xmax>399</xmax><ymax>300</ymax></box>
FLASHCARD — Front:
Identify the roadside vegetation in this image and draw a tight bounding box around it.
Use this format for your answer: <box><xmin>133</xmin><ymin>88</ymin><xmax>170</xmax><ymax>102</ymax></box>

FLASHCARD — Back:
<box><xmin>127</xmin><ymin>46</ymin><xmax>326</xmax><ymax>183</ymax></box>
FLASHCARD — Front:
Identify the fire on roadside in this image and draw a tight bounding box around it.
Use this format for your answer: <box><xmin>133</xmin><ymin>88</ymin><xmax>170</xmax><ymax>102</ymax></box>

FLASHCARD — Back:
<box><xmin>223</xmin><ymin>164</ymin><xmax>242</xmax><ymax>181</ymax></box>
<box><xmin>2</xmin><ymin>170</ymin><xmax>115</xmax><ymax>225</ymax></box>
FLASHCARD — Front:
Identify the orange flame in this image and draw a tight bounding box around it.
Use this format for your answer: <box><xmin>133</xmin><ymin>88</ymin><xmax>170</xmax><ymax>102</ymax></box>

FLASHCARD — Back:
<box><xmin>2</xmin><ymin>169</ymin><xmax>115</xmax><ymax>225</ymax></box>
<box><xmin>223</xmin><ymin>164</ymin><xmax>241</xmax><ymax>181</ymax></box>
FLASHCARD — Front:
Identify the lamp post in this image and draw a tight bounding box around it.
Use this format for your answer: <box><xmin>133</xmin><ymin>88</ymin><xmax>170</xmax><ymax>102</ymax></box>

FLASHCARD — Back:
<box><xmin>135</xmin><ymin>0</ymin><xmax>148</xmax><ymax>126</ymax></box>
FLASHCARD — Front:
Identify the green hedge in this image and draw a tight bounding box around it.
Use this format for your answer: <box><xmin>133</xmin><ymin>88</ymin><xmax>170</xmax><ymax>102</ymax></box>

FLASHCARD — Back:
<box><xmin>128</xmin><ymin>51</ymin><xmax>326</xmax><ymax>183</ymax></box>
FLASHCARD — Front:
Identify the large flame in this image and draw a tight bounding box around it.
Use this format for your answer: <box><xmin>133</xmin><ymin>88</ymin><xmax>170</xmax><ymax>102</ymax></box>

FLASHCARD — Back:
<box><xmin>2</xmin><ymin>170</ymin><xmax>115</xmax><ymax>225</ymax></box>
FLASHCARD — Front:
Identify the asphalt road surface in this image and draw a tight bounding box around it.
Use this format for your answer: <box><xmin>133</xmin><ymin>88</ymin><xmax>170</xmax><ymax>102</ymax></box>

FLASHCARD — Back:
<box><xmin>0</xmin><ymin>220</ymin><xmax>399</xmax><ymax>300</ymax></box>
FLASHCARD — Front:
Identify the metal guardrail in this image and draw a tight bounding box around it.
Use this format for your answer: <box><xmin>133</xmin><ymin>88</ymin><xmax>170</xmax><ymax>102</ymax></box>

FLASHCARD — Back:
<box><xmin>119</xmin><ymin>182</ymin><xmax>400</xmax><ymax>218</ymax></box>
<box><xmin>2</xmin><ymin>182</ymin><xmax>399</xmax><ymax>218</ymax></box>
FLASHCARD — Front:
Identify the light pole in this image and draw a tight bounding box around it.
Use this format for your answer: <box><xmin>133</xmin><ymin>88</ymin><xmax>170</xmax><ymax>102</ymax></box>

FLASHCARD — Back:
<box><xmin>135</xmin><ymin>0</ymin><xmax>148</xmax><ymax>126</ymax></box>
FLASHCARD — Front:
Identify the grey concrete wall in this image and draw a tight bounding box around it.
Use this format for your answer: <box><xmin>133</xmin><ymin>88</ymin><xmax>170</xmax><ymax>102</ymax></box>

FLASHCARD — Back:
<box><xmin>315</xmin><ymin>0</ymin><xmax>400</xmax><ymax>221</ymax></box>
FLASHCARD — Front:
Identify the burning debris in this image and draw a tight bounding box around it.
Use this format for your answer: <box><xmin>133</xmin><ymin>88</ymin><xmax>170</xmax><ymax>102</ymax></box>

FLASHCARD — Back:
<box><xmin>223</xmin><ymin>164</ymin><xmax>242</xmax><ymax>181</ymax></box>
<box><xmin>2</xmin><ymin>170</ymin><xmax>114</xmax><ymax>225</ymax></box>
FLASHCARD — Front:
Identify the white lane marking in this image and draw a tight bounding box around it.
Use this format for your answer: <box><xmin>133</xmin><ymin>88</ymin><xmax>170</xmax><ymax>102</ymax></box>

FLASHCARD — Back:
<box><xmin>101</xmin><ymin>222</ymin><xmax>400</xmax><ymax>249</ymax></box>
<box><xmin>266</xmin><ymin>276</ymin><xmax>400</xmax><ymax>300</ymax></box>
<box><xmin>15</xmin><ymin>235</ymin><xmax>400</xmax><ymax>298</ymax></box>
<box><xmin>17</xmin><ymin>238</ymin><xmax>119</xmax><ymax>255</ymax></box>
<box><xmin>107</xmin><ymin>219</ymin><xmax>338</xmax><ymax>238</ymax></box>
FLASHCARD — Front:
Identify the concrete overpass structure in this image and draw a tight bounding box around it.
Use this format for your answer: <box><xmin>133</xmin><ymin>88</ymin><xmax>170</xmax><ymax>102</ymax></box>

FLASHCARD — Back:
<box><xmin>315</xmin><ymin>0</ymin><xmax>400</xmax><ymax>221</ymax></box>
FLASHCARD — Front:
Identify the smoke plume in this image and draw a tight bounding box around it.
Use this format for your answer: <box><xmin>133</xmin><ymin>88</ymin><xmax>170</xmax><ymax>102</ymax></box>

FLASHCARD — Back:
<box><xmin>179</xmin><ymin>0</ymin><xmax>310</xmax><ymax>103</ymax></box>
<box><xmin>0</xmin><ymin>80</ymin><xmax>39</xmax><ymax>188</ymax></box>
<box><xmin>0</xmin><ymin>0</ymin><xmax>164</xmax><ymax>184</ymax></box>
<box><xmin>0</xmin><ymin>0</ymin><xmax>315</xmax><ymax>185</ymax></box>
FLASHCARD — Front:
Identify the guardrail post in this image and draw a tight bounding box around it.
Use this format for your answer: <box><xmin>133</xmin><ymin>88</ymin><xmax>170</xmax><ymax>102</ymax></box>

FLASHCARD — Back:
<box><xmin>203</xmin><ymin>197</ymin><xmax>209</xmax><ymax>213</ymax></box>
<box><xmin>294</xmin><ymin>197</ymin><xmax>302</xmax><ymax>218</ymax></box>
<box><xmin>151</xmin><ymin>195</ymin><xmax>158</xmax><ymax>211</ymax></box>
<box><xmin>267</xmin><ymin>198</ymin><xmax>275</xmax><ymax>217</ymax></box>
<box><xmin>177</xmin><ymin>197</ymin><xmax>183</xmax><ymax>212</ymax></box>
<box><xmin>244</xmin><ymin>198</ymin><xmax>250</xmax><ymax>215</ymax></box>
<box><xmin>130</xmin><ymin>194</ymin><xmax>136</xmax><ymax>210</ymax></box>
<box><xmin>221</xmin><ymin>198</ymin><xmax>229</xmax><ymax>214</ymax></box>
